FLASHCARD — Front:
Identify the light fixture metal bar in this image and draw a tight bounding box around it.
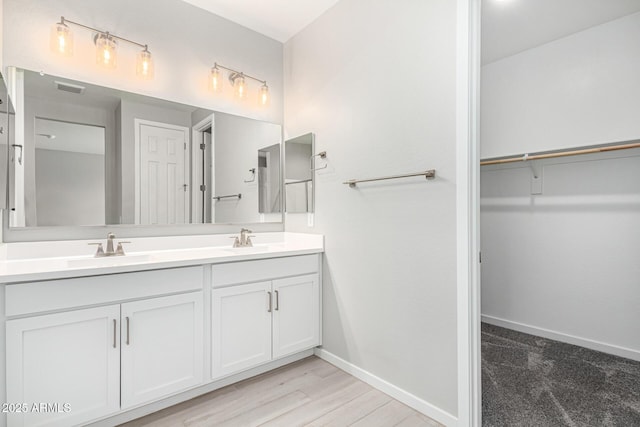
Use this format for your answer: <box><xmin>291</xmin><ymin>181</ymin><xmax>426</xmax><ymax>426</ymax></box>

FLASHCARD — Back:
<box><xmin>60</xmin><ymin>16</ymin><xmax>148</xmax><ymax>49</ymax></box>
<box><xmin>214</xmin><ymin>62</ymin><xmax>266</xmax><ymax>85</ymax></box>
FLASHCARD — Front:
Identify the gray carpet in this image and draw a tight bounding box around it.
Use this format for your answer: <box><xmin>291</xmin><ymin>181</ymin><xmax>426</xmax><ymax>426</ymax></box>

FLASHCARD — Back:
<box><xmin>482</xmin><ymin>323</ymin><xmax>640</xmax><ymax>426</ymax></box>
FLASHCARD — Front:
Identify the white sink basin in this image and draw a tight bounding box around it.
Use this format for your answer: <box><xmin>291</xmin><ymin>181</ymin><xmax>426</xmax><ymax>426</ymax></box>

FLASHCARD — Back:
<box><xmin>66</xmin><ymin>254</ymin><xmax>152</xmax><ymax>268</ymax></box>
<box><xmin>221</xmin><ymin>245</ymin><xmax>270</xmax><ymax>254</ymax></box>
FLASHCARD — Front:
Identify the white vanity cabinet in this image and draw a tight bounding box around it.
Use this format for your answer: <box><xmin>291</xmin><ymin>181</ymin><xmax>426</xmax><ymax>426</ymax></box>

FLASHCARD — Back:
<box><xmin>212</xmin><ymin>281</ymin><xmax>273</xmax><ymax>378</ymax></box>
<box><xmin>4</xmin><ymin>267</ymin><xmax>204</xmax><ymax>427</ymax></box>
<box><xmin>272</xmin><ymin>274</ymin><xmax>320</xmax><ymax>358</ymax></box>
<box><xmin>6</xmin><ymin>305</ymin><xmax>121</xmax><ymax>427</ymax></box>
<box><xmin>211</xmin><ymin>255</ymin><xmax>321</xmax><ymax>379</ymax></box>
<box><xmin>2</xmin><ymin>244</ymin><xmax>323</xmax><ymax>427</ymax></box>
<box><xmin>120</xmin><ymin>292</ymin><xmax>204</xmax><ymax>409</ymax></box>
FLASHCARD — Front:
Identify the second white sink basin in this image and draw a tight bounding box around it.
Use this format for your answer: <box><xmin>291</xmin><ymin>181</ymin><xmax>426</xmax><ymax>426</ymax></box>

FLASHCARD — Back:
<box><xmin>66</xmin><ymin>254</ymin><xmax>152</xmax><ymax>268</ymax></box>
<box><xmin>221</xmin><ymin>245</ymin><xmax>270</xmax><ymax>254</ymax></box>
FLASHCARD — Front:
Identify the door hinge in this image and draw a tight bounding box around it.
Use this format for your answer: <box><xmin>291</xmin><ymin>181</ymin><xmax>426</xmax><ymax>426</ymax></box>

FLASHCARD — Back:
<box><xmin>200</xmin><ymin>184</ymin><xmax>206</xmax><ymax>192</ymax></box>
<box><xmin>479</xmin><ymin>251</ymin><xmax>482</xmax><ymax>263</ymax></box>
<box><xmin>183</xmin><ymin>184</ymin><xmax>188</xmax><ymax>192</ymax></box>
<box><xmin>200</xmin><ymin>143</ymin><xmax>206</xmax><ymax>150</ymax></box>
<box><xmin>184</xmin><ymin>142</ymin><xmax>187</xmax><ymax>150</ymax></box>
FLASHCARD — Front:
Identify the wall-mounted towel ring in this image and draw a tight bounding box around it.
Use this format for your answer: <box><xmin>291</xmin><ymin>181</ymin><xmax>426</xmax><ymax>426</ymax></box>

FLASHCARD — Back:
<box><xmin>11</xmin><ymin>144</ymin><xmax>23</xmax><ymax>165</ymax></box>
<box><xmin>310</xmin><ymin>151</ymin><xmax>327</xmax><ymax>171</ymax></box>
<box><xmin>243</xmin><ymin>168</ymin><xmax>256</xmax><ymax>183</ymax></box>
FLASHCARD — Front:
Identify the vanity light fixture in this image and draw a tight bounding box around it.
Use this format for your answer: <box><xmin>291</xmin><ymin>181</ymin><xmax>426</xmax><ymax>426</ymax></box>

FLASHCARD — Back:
<box><xmin>51</xmin><ymin>16</ymin><xmax>154</xmax><ymax>79</ymax></box>
<box><xmin>209</xmin><ymin>62</ymin><xmax>270</xmax><ymax>106</ymax></box>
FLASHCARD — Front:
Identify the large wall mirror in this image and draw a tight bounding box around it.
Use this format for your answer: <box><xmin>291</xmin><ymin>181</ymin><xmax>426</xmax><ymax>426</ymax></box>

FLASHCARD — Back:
<box><xmin>5</xmin><ymin>67</ymin><xmax>283</xmax><ymax>230</ymax></box>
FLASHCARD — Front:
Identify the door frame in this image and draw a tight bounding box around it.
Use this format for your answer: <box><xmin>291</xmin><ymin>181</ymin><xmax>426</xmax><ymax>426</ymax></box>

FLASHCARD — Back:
<box><xmin>191</xmin><ymin>114</ymin><xmax>215</xmax><ymax>223</ymax></box>
<box><xmin>133</xmin><ymin>119</ymin><xmax>190</xmax><ymax>225</ymax></box>
<box><xmin>456</xmin><ymin>0</ymin><xmax>481</xmax><ymax>426</ymax></box>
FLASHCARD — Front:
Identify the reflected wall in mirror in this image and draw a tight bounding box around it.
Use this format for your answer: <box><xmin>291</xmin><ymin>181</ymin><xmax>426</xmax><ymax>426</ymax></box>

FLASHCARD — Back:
<box><xmin>258</xmin><ymin>144</ymin><xmax>281</xmax><ymax>214</ymax></box>
<box><xmin>284</xmin><ymin>133</ymin><xmax>314</xmax><ymax>213</ymax></box>
<box><xmin>35</xmin><ymin>119</ymin><xmax>105</xmax><ymax>226</ymax></box>
<box><xmin>7</xmin><ymin>67</ymin><xmax>283</xmax><ymax>228</ymax></box>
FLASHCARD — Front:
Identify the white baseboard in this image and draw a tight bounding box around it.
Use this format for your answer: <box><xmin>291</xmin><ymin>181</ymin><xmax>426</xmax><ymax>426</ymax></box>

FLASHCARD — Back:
<box><xmin>314</xmin><ymin>348</ymin><xmax>458</xmax><ymax>427</ymax></box>
<box><xmin>482</xmin><ymin>315</ymin><xmax>640</xmax><ymax>362</ymax></box>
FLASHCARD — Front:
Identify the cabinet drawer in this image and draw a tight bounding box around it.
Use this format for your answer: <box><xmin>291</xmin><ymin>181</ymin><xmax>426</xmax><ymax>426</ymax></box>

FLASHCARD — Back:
<box><xmin>212</xmin><ymin>255</ymin><xmax>319</xmax><ymax>288</ymax></box>
<box><xmin>6</xmin><ymin>266</ymin><xmax>204</xmax><ymax>317</ymax></box>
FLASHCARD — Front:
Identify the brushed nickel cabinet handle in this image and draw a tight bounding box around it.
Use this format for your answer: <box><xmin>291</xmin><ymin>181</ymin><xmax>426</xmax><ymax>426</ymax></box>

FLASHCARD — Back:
<box><xmin>275</xmin><ymin>290</ymin><xmax>279</xmax><ymax>311</ymax></box>
<box><xmin>126</xmin><ymin>316</ymin><xmax>130</xmax><ymax>345</ymax></box>
<box><xmin>267</xmin><ymin>291</ymin><xmax>272</xmax><ymax>313</ymax></box>
<box><xmin>112</xmin><ymin>319</ymin><xmax>117</xmax><ymax>348</ymax></box>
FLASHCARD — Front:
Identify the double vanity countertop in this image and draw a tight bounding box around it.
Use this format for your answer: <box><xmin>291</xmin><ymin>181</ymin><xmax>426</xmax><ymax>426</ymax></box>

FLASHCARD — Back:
<box><xmin>0</xmin><ymin>232</ymin><xmax>324</xmax><ymax>283</ymax></box>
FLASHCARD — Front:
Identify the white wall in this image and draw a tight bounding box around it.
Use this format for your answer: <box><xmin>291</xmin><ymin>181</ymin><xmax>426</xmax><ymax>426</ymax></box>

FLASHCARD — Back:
<box><xmin>481</xmin><ymin>151</ymin><xmax>640</xmax><ymax>360</ymax></box>
<box><xmin>284</xmin><ymin>0</ymin><xmax>459</xmax><ymax>420</ymax></box>
<box><xmin>3</xmin><ymin>0</ymin><xmax>283</xmax><ymax>125</ymax></box>
<box><xmin>481</xmin><ymin>12</ymin><xmax>640</xmax><ymax>159</ymax></box>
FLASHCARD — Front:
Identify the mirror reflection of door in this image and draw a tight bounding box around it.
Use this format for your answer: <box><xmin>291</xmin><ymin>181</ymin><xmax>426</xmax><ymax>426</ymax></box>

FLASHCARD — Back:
<box><xmin>135</xmin><ymin>119</ymin><xmax>189</xmax><ymax>225</ymax></box>
<box><xmin>34</xmin><ymin>118</ymin><xmax>105</xmax><ymax>226</ymax></box>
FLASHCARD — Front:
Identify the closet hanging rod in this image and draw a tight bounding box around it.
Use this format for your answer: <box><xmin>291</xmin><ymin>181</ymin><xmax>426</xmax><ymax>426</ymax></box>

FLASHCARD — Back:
<box><xmin>480</xmin><ymin>142</ymin><xmax>640</xmax><ymax>166</ymax></box>
<box><xmin>344</xmin><ymin>169</ymin><xmax>436</xmax><ymax>188</ymax></box>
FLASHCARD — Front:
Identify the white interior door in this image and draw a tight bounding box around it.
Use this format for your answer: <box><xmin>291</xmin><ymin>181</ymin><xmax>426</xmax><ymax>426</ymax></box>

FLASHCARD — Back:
<box><xmin>136</xmin><ymin>120</ymin><xmax>189</xmax><ymax>224</ymax></box>
<box><xmin>6</xmin><ymin>305</ymin><xmax>121</xmax><ymax>427</ymax></box>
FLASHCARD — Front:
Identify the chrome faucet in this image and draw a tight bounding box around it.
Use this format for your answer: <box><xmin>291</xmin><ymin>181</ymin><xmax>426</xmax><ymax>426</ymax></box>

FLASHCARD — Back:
<box><xmin>232</xmin><ymin>228</ymin><xmax>254</xmax><ymax>248</ymax></box>
<box><xmin>89</xmin><ymin>233</ymin><xmax>130</xmax><ymax>257</ymax></box>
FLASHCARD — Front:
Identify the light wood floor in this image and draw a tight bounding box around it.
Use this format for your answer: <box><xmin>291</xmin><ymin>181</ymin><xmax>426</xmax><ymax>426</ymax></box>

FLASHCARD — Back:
<box><xmin>120</xmin><ymin>356</ymin><xmax>442</xmax><ymax>427</ymax></box>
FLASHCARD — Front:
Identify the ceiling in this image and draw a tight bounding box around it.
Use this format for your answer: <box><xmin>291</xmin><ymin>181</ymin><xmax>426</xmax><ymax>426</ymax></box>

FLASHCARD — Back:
<box><xmin>482</xmin><ymin>0</ymin><xmax>640</xmax><ymax>64</ymax></box>
<box><xmin>180</xmin><ymin>0</ymin><xmax>340</xmax><ymax>42</ymax></box>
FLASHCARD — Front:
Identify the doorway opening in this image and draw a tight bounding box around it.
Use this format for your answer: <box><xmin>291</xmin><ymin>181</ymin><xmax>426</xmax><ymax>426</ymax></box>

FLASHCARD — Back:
<box><xmin>478</xmin><ymin>1</ymin><xmax>640</xmax><ymax>425</ymax></box>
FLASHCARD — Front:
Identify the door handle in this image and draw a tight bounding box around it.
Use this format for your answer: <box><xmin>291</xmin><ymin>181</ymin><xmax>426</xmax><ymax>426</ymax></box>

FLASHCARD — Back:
<box><xmin>126</xmin><ymin>316</ymin><xmax>130</xmax><ymax>345</ymax></box>
<box><xmin>112</xmin><ymin>319</ymin><xmax>117</xmax><ymax>348</ymax></box>
<box><xmin>267</xmin><ymin>291</ymin><xmax>272</xmax><ymax>313</ymax></box>
<box><xmin>274</xmin><ymin>290</ymin><xmax>279</xmax><ymax>311</ymax></box>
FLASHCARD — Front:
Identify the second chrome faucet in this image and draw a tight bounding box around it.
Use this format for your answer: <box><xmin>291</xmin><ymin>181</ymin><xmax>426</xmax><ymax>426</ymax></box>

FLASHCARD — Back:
<box><xmin>231</xmin><ymin>228</ymin><xmax>254</xmax><ymax>248</ymax></box>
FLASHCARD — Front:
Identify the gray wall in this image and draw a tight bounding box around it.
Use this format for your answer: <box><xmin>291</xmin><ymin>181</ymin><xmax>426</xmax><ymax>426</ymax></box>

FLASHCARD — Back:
<box><xmin>284</xmin><ymin>0</ymin><xmax>458</xmax><ymax>419</ymax></box>
<box><xmin>35</xmin><ymin>149</ymin><xmax>105</xmax><ymax>226</ymax></box>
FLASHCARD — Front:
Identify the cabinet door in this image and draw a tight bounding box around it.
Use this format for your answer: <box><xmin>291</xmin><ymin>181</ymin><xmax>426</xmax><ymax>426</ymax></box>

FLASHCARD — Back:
<box><xmin>273</xmin><ymin>274</ymin><xmax>320</xmax><ymax>358</ymax></box>
<box><xmin>121</xmin><ymin>292</ymin><xmax>204</xmax><ymax>408</ymax></box>
<box><xmin>212</xmin><ymin>281</ymin><xmax>272</xmax><ymax>379</ymax></box>
<box><xmin>6</xmin><ymin>305</ymin><xmax>121</xmax><ymax>427</ymax></box>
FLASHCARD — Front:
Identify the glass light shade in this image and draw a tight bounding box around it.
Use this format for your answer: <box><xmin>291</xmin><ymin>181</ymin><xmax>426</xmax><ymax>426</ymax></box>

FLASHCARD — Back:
<box><xmin>233</xmin><ymin>74</ymin><xmax>247</xmax><ymax>99</ymax></box>
<box><xmin>259</xmin><ymin>83</ymin><xmax>269</xmax><ymax>107</ymax></box>
<box><xmin>96</xmin><ymin>34</ymin><xmax>117</xmax><ymax>69</ymax></box>
<box><xmin>50</xmin><ymin>22</ymin><xmax>73</xmax><ymax>56</ymax></box>
<box><xmin>210</xmin><ymin>66</ymin><xmax>223</xmax><ymax>93</ymax></box>
<box><xmin>136</xmin><ymin>49</ymin><xmax>154</xmax><ymax>79</ymax></box>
